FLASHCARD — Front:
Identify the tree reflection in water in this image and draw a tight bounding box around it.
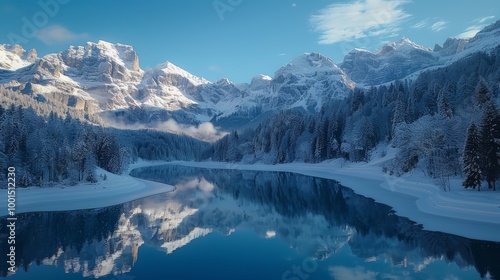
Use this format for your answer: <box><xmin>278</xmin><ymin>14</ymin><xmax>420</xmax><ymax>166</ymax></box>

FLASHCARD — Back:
<box><xmin>1</xmin><ymin>165</ymin><xmax>498</xmax><ymax>279</ymax></box>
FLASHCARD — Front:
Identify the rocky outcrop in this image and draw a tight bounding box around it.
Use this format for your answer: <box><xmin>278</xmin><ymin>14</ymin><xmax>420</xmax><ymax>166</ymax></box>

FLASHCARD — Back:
<box><xmin>0</xmin><ymin>44</ymin><xmax>37</xmax><ymax>70</ymax></box>
<box><xmin>435</xmin><ymin>38</ymin><xmax>468</xmax><ymax>56</ymax></box>
<box><xmin>61</xmin><ymin>41</ymin><xmax>142</xmax><ymax>83</ymax></box>
<box><xmin>26</xmin><ymin>49</ymin><xmax>38</xmax><ymax>63</ymax></box>
<box><xmin>341</xmin><ymin>38</ymin><xmax>439</xmax><ymax>85</ymax></box>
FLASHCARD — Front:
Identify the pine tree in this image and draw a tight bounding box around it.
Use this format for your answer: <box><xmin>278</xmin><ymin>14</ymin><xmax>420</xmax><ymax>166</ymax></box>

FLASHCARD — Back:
<box><xmin>475</xmin><ymin>79</ymin><xmax>492</xmax><ymax>109</ymax></box>
<box><xmin>480</xmin><ymin>104</ymin><xmax>500</xmax><ymax>191</ymax></box>
<box><xmin>437</xmin><ymin>86</ymin><xmax>453</xmax><ymax>119</ymax></box>
<box><xmin>391</xmin><ymin>94</ymin><xmax>406</xmax><ymax>139</ymax></box>
<box><xmin>462</xmin><ymin>123</ymin><xmax>482</xmax><ymax>190</ymax></box>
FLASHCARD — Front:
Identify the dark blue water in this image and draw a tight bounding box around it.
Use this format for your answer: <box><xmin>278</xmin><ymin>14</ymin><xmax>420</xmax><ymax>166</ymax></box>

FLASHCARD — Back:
<box><xmin>1</xmin><ymin>165</ymin><xmax>499</xmax><ymax>279</ymax></box>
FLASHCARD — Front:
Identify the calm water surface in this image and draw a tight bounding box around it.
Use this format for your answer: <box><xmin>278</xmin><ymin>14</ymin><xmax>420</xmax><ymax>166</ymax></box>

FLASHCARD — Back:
<box><xmin>1</xmin><ymin>165</ymin><xmax>499</xmax><ymax>279</ymax></box>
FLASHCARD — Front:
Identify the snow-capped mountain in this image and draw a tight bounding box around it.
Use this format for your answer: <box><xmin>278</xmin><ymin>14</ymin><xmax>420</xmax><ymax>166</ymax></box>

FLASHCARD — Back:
<box><xmin>1</xmin><ymin>20</ymin><xmax>499</xmax><ymax>132</ymax></box>
<box><xmin>269</xmin><ymin>52</ymin><xmax>354</xmax><ymax>111</ymax></box>
<box><xmin>433</xmin><ymin>37</ymin><xmax>468</xmax><ymax>56</ymax></box>
<box><xmin>0</xmin><ymin>41</ymin><xmax>356</xmax><ymax>128</ymax></box>
<box><xmin>342</xmin><ymin>21</ymin><xmax>500</xmax><ymax>85</ymax></box>
<box><xmin>0</xmin><ymin>44</ymin><xmax>37</xmax><ymax>70</ymax></box>
<box><xmin>342</xmin><ymin>37</ymin><xmax>439</xmax><ymax>85</ymax></box>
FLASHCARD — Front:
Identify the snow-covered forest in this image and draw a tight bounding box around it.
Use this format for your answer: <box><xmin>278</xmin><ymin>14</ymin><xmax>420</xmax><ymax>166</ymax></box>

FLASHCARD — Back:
<box><xmin>206</xmin><ymin>48</ymin><xmax>500</xmax><ymax>190</ymax></box>
<box><xmin>1</xmin><ymin>24</ymin><xmax>499</xmax><ymax>191</ymax></box>
<box><xmin>0</xmin><ymin>105</ymin><xmax>207</xmax><ymax>187</ymax></box>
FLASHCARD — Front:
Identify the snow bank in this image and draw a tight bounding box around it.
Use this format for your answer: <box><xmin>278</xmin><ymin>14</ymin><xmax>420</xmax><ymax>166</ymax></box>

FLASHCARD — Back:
<box><xmin>166</xmin><ymin>156</ymin><xmax>500</xmax><ymax>242</ymax></box>
<box><xmin>0</xmin><ymin>161</ymin><xmax>175</xmax><ymax>215</ymax></box>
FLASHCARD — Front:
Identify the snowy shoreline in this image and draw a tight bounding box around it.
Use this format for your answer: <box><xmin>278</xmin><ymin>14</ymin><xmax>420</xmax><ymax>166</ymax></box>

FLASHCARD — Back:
<box><xmin>0</xmin><ymin>161</ymin><xmax>175</xmax><ymax>215</ymax></box>
<box><xmin>164</xmin><ymin>157</ymin><xmax>500</xmax><ymax>243</ymax></box>
<box><xmin>1</xmin><ymin>157</ymin><xmax>499</xmax><ymax>242</ymax></box>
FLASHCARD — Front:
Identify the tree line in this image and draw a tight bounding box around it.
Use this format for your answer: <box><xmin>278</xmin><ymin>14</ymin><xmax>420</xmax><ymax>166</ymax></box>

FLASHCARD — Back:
<box><xmin>205</xmin><ymin>48</ymin><xmax>500</xmax><ymax>191</ymax></box>
<box><xmin>0</xmin><ymin>104</ymin><xmax>208</xmax><ymax>187</ymax></box>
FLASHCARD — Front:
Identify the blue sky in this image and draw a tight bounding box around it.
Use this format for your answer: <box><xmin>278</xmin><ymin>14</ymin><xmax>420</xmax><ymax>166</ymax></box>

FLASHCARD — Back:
<box><xmin>1</xmin><ymin>0</ymin><xmax>499</xmax><ymax>83</ymax></box>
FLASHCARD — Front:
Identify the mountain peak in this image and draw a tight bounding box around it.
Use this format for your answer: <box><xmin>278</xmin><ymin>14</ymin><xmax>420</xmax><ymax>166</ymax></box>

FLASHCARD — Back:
<box><xmin>396</xmin><ymin>36</ymin><xmax>411</xmax><ymax>44</ymax></box>
<box><xmin>1</xmin><ymin>44</ymin><xmax>26</xmax><ymax>56</ymax></box>
<box><xmin>0</xmin><ymin>44</ymin><xmax>37</xmax><ymax>70</ymax></box>
<box><xmin>252</xmin><ymin>74</ymin><xmax>272</xmax><ymax>81</ymax></box>
<box><xmin>151</xmin><ymin>61</ymin><xmax>210</xmax><ymax>86</ymax></box>
<box><xmin>468</xmin><ymin>19</ymin><xmax>500</xmax><ymax>43</ymax></box>
<box><xmin>479</xmin><ymin>19</ymin><xmax>500</xmax><ymax>34</ymax></box>
<box><xmin>61</xmin><ymin>41</ymin><xmax>141</xmax><ymax>73</ymax></box>
<box><xmin>275</xmin><ymin>52</ymin><xmax>340</xmax><ymax>77</ymax></box>
<box><xmin>342</xmin><ymin>37</ymin><xmax>438</xmax><ymax>85</ymax></box>
<box><xmin>379</xmin><ymin>37</ymin><xmax>431</xmax><ymax>55</ymax></box>
<box><xmin>215</xmin><ymin>77</ymin><xmax>233</xmax><ymax>87</ymax></box>
<box><xmin>292</xmin><ymin>52</ymin><xmax>336</xmax><ymax>67</ymax></box>
<box><xmin>96</xmin><ymin>40</ymin><xmax>117</xmax><ymax>48</ymax></box>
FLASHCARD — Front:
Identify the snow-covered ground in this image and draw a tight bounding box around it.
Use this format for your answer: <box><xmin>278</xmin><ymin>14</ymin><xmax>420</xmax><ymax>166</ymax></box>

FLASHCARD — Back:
<box><xmin>1</xmin><ymin>153</ymin><xmax>499</xmax><ymax>242</ymax></box>
<box><xmin>0</xmin><ymin>160</ymin><xmax>174</xmax><ymax>214</ymax></box>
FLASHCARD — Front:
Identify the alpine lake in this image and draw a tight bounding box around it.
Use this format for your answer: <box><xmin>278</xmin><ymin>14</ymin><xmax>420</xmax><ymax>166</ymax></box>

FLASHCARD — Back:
<box><xmin>1</xmin><ymin>164</ymin><xmax>499</xmax><ymax>280</ymax></box>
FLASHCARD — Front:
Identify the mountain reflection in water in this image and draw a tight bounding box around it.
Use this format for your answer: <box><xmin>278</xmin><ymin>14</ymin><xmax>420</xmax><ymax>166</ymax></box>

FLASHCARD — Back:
<box><xmin>1</xmin><ymin>165</ymin><xmax>499</xmax><ymax>279</ymax></box>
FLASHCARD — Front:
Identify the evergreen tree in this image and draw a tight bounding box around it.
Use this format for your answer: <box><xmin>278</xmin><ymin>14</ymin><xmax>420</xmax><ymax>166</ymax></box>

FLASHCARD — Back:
<box><xmin>479</xmin><ymin>104</ymin><xmax>500</xmax><ymax>191</ymax></box>
<box><xmin>475</xmin><ymin>79</ymin><xmax>492</xmax><ymax>109</ymax></box>
<box><xmin>437</xmin><ymin>86</ymin><xmax>453</xmax><ymax>119</ymax></box>
<box><xmin>462</xmin><ymin>123</ymin><xmax>482</xmax><ymax>190</ymax></box>
<box><xmin>391</xmin><ymin>93</ymin><xmax>406</xmax><ymax>139</ymax></box>
<box><xmin>226</xmin><ymin>131</ymin><xmax>242</xmax><ymax>162</ymax></box>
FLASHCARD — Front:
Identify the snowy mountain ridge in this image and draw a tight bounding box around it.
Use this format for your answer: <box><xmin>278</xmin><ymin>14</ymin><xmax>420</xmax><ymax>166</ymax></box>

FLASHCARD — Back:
<box><xmin>0</xmin><ymin>20</ymin><xmax>499</xmax><ymax>130</ymax></box>
<box><xmin>0</xmin><ymin>44</ymin><xmax>37</xmax><ymax>70</ymax></box>
<box><xmin>341</xmin><ymin>21</ymin><xmax>500</xmax><ymax>85</ymax></box>
<box><xmin>0</xmin><ymin>41</ymin><xmax>357</xmax><ymax>126</ymax></box>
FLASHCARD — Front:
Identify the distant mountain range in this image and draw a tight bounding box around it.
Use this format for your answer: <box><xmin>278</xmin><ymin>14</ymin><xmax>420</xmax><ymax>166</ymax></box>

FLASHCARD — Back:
<box><xmin>0</xmin><ymin>20</ymin><xmax>499</xmax><ymax>131</ymax></box>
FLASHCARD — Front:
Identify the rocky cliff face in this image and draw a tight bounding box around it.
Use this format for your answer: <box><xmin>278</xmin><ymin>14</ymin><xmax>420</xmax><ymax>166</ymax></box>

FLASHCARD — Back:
<box><xmin>0</xmin><ymin>44</ymin><xmax>38</xmax><ymax>70</ymax></box>
<box><xmin>61</xmin><ymin>41</ymin><xmax>142</xmax><ymax>83</ymax></box>
<box><xmin>270</xmin><ymin>52</ymin><xmax>354</xmax><ymax>112</ymax></box>
<box><xmin>434</xmin><ymin>37</ymin><xmax>468</xmax><ymax>56</ymax></box>
<box><xmin>341</xmin><ymin>38</ymin><xmax>439</xmax><ymax>85</ymax></box>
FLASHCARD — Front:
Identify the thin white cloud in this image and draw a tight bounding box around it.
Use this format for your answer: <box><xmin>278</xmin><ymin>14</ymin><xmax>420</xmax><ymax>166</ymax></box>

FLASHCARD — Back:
<box><xmin>310</xmin><ymin>0</ymin><xmax>411</xmax><ymax>44</ymax></box>
<box><xmin>36</xmin><ymin>25</ymin><xmax>88</xmax><ymax>45</ymax></box>
<box><xmin>277</xmin><ymin>53</ymin><xmax>287</xmax><ymax>56</ymax></box>
<box><xmin>476</xmin><ymin>15</ymin><xmax>495</xmax><ymax>24</ymax></box>
<box><xmin>431</xmin><ymin>21</ymin><xmax>448</xmax><ymax>32</ymax></box>
<box><xmin>412</xmin><ymin>19</ymin><xmax>429</xmax><ymax>30</ymax></box>
<box><xmin>207</xmin><ymin>65</ymin><xmax>221</xmax><ymax>72</ymax></box>
<box><xmin>455</xmin><ymin>27</ymin><xmax>482</xmax><ymax>39</ymax></box>
<box><xmin>455</xmin><ymin>16</ymin><xmax>496</xmax><ymax>39</ymax></box>
<box><xmin>104</xmin><ymin>117</ymin><xmax>227</xmax><ymax>142</ymax></box>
